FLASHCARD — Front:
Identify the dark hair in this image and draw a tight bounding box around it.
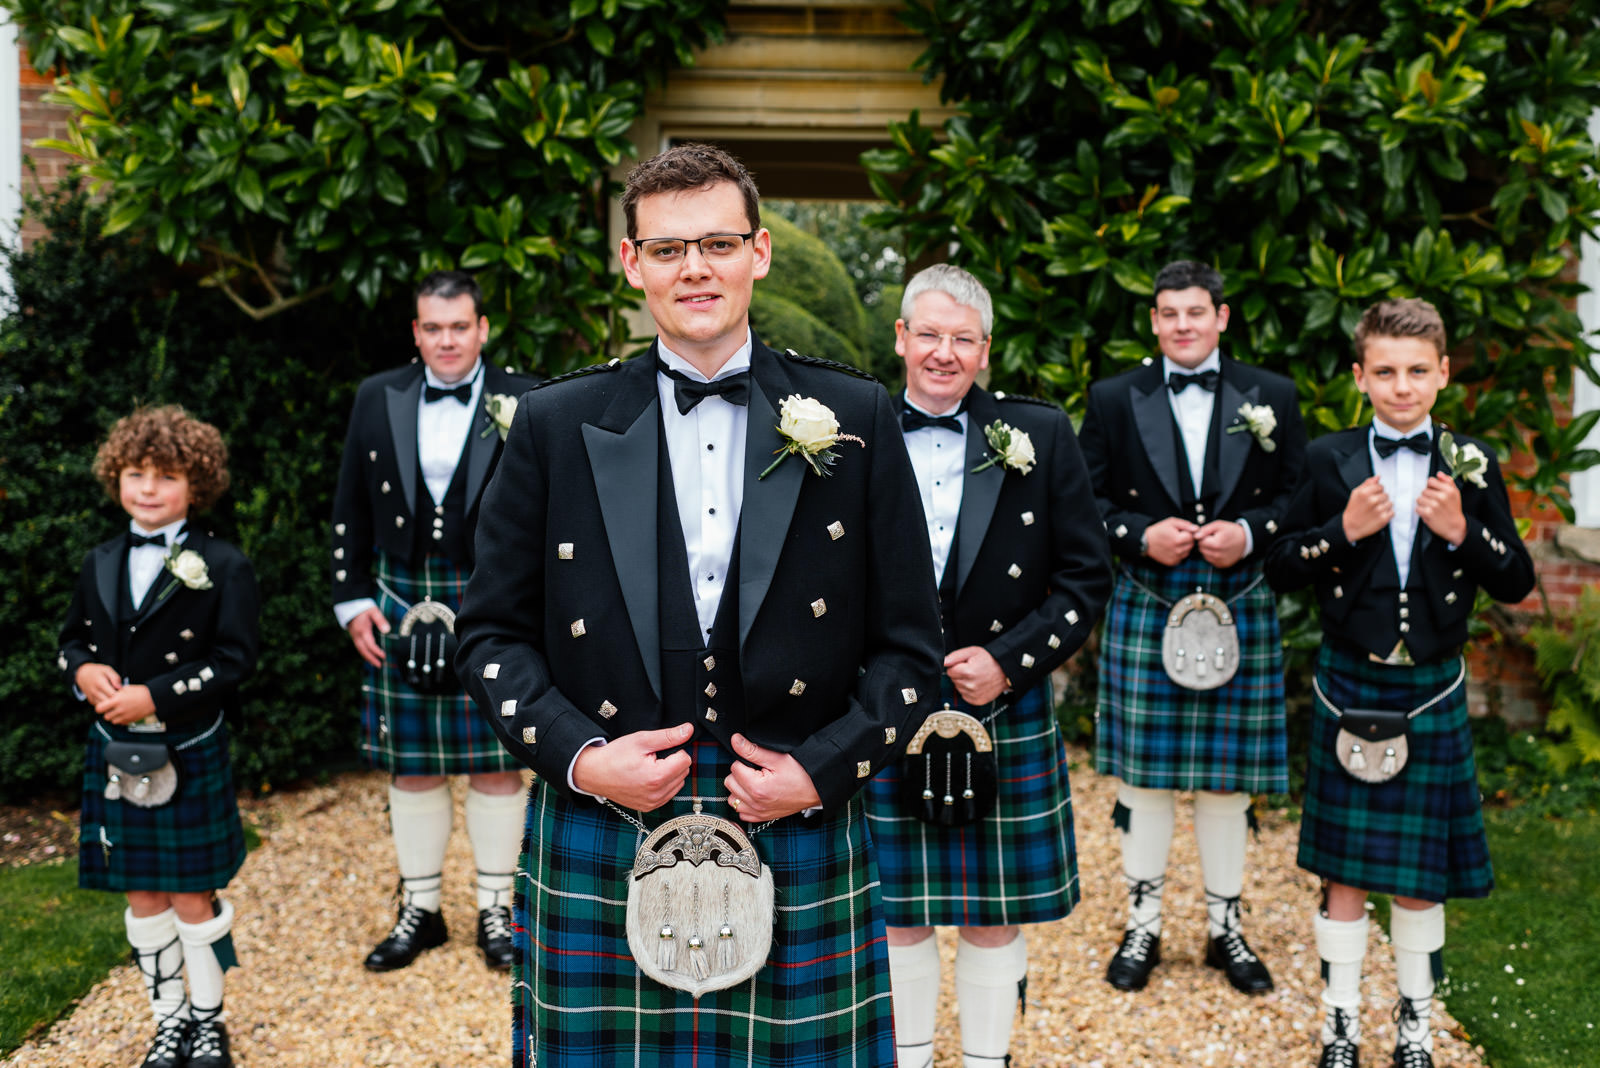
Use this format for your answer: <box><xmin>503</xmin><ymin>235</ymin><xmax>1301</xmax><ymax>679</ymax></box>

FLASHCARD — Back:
<box><xmin>95</xmin><ymin>405</ymin><xmax>231</xmax><ymax>512</ymax></box>
<box><xmin>1152</xmin><ymin>260</ymin><xmax>1225</xmax><ymax>309</ymax></box>
<box><xmin>1353</xmin><ymin>298</ymin><xmax>1447</xmax><ymax>364</ymax></box>
<box><xmin>621</xmin><ymin>143</ymin><xmax>761</xmax><ymax>240</ymax></box>
<box><xmin>417</xmin><ymin>270</ymin><xmax>483</xmax><ymax>318</ymax></box>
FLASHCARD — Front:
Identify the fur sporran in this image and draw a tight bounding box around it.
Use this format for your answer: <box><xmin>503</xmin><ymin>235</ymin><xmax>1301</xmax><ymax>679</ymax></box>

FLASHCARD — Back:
<box><xmin>1333</xmin><ymin>708</ymin><xmax>1412</xmax><ymax>783</ymax></box>
<box><xmin>1160</xmin><ymin>591</ymin><xmax>1241</xmax><ymax>691</ymax></box>
<box><xmin>625</xmin><ymin>809</ymin><xmax>774</xmax><ymax>998</ymax></box>
<box><xmin>394</xmin><ymin>598</ymin><xmax>458</xmax><ymax>694</ymax></box>
<box><xmin>102</xmin><ymin>740</ymin><xmax>178</xmax><ymax>808</ymax></box>
<box><xmin>897</xmin><ymin>709</ymin><xmax>999</xmax><ymax>827</ymax></box>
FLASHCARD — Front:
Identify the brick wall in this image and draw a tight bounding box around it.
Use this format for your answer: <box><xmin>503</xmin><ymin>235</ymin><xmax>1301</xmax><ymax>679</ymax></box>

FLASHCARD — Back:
<box><xmin>16</xmin><ymin>46</ymin><xmax>74</xmax><ymax>246</ymax></box>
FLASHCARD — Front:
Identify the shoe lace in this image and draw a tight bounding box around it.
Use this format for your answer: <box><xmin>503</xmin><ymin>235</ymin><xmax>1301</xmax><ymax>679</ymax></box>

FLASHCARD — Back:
<box><xmin>481</xmin><ymin>906</ymin><xmax>514</xmax><ymax>943</ymax></box>
<box><xmin>189</xmin><ymin>1021</ymin><xmax>224</xmax><ymax>1058</ymax></box>
<box><xmin>144</xmin><ymin>1020</ymin><xmax>186</xmax><ymax>1062</ymax></box>
<box><xmin>389</xmin><ymin>903</ymin><xmax>428</xmax><ymax>941</ymax></box>
<box><xmin>1319</xmin><ymin>1010</ymin><xmax>1359</xmax><ymax>1068</ymax></box>
<box><xmin>1117</xmin><ymin>928</ymin><xmax>1158</xmax><ymax>964</ymax></box>
<box><xmin>1205</xmin><ymin>892</ymin><xmax>1260</xmax><ymax>964</ymax></box>
<box><xmin>1393</xmin><ymin>998</ymin><xmax>1434</xmax><ymax>1067</ymax></box>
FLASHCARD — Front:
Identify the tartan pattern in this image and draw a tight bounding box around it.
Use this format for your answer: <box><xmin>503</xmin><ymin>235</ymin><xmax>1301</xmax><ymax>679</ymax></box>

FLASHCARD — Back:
<box><xmin>865</xmin><ymin>679</ymin><xmax>1080</xmax><ymax>927</ymax></box>
<box><xmin>362</xmin><ymin>551</ymin><xmax>518</xmax><ymax>776</ymax></box>
<box><xmin>78</xmin><ymin>717</ymin><xmax>246</xmax><ymax>892</ymax></box>
<box><xmin>511</xmin><ymin>740</ymin><xmax>895</xmax><ymax>1067</ymax></box>
<box><xmin>1095</xmin><ymin>559</ymin><xmax>1288</xmax><ymax>792</ymax></box>
<box><xmin>1298</xmin><ymin>643</ymin><xmax>1491</xmax><ymax>902</ymax></box>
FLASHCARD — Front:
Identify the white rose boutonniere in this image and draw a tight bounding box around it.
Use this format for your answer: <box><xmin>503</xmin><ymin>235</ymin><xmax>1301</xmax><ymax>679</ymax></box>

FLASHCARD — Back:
<box><xmin>158</xmin><ymin>545</ymin><xmax>213</xmax><ymax>601</ymax></box>
<box><xmin>482</xmin><ymin>393</ymin><xmax>518</xmax><ymax>440</ymax></box>
<box><xmin>1226</xmin><ymin>402</ymin><xmax>1278</xmax><ymax>453</ymax></box>
<box><xmin>1438</xmin><ymin>430</ymin><xmax>1488</xmax><ymax>489</ymax></box>
<box><xmin>971</xmin><ymin>420</ymin><xmax>1036</xmax><ymax>475</ymax></box>
<box><xmin>760</xmin><ymin>394</ymin><xmax>866</xmax><ymax>479</ymax></box>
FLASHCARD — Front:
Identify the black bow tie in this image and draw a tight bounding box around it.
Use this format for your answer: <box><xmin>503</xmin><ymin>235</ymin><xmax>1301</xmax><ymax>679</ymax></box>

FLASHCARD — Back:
<box><xmin>424</xmin><ymin>382</ymin><xmax>474</xmax><ymax>404</ymax></box>
<box><xmin>658</xmin><ymin>362</ymin><xmax>751</xmax><ymax>414</ymax></box>
<box><xmin>1373</xmin><ymin>432</ymin><xmax>1432</xmax><ymax>458</ymax></box>
<box><xmin>901</xmin><ymin>408</ymin><xmax>963</xmax><ymax>434</ymax></box>
<box><xmin>1168</xmin><ymin>369</ymin><xmax>1219</xmax><ymax>394</ymax></box>
<box><xmin>128</xmin><ymin>530</ymin><xmax>170</xmax><ymax>549</ymax></box>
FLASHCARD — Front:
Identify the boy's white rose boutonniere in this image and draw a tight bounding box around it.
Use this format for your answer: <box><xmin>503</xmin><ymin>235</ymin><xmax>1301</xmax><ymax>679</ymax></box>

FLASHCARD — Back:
<box><xmin>482</xmin><ymin>393</ymin><xmax>518</xmax><ymax>440</ymax></box>
<box><xmin>1227</xmin><ymin>402</ymin><xmax>1278</xmax><ymax>453</ymax></box>
<box><xmin>761</xmin><ymin>395</ymin><xmax>866</xmax><ymax>479</ymax></box>
<box><xmin>159</xmin><ymin>546</ymin><xmax>213</xmax><ymax>600</ymax></box>
<box><xmin>1438</xmin><ymin>430</ymin><xmax>1488</xmax><ymax>489</ymax></box>
<box><xmin>971</xmin><ymin>420</ymin><xmax>1035</xmax><ymax>475</ymax></box>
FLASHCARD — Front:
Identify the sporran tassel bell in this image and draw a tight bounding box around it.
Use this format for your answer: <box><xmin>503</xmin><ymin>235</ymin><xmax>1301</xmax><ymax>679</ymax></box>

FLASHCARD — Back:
<box><xmin>688</xmin><ymin>935</ymin><xmax>709</xmax><ymax>980</ymax></box>
<box><xmin>1348</xmin><ymin>743</ymin><xmax>1366</xmax><ymax>772</ymax></box>
<box><xmin>658</xmin><ymin>924</ymin><xmax>676</xmax><ymax>972</ymax></box>
<box><xmin>1380</xmin><ymin>746</ymin><xmax>1398</xmax><ymax>776</ymax></box>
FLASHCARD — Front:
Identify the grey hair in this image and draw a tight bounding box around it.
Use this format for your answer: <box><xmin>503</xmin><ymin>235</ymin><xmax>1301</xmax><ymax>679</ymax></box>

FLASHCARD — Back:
<box><xmin>900</xmin><ymin>264</ymin><xmax>993</xmax><ymax>336</ymax></box>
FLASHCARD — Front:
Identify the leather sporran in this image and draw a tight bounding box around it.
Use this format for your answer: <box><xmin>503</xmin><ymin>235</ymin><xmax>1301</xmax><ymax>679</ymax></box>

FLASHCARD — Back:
<box><xmin>898</xmin><ymin>709</ymin><xmax>999</xmax><ymax>827</ymax></box>
<box><xmin>395</xmin><ymin>598</ymin><xmax>458</xmax><ymax>694</ymax></box>
<box><xmin>102</xmin><ymin>740</ymin><xmax>178</xmax><ymax>808</ymax></box>
<box><xmin>625</xmin><ymin>808</ymin><xmax>774</xmax><ymax>998</ymax></box>
<box><xmin>1334</xmin><ymin>708</ymin><xmax>1412</xmax><ymax>784</ymax></box>
<box><xmin>1161</xmin><ymin>591</ymin><xmax>1241</xmax><ymax>691</ymax></box>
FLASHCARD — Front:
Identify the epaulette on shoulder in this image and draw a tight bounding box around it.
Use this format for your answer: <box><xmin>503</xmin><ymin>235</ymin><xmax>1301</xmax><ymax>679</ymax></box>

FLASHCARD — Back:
<box><xmin>781</xmin><ymin>348</ymin><xmax>879</xmax><ymax>383</ymax></box>
<box><xmin>991</xmin><ymin>390</ymin><xmax>1059</xmax><ymax>410</ymax></box>
<box><xmin>529</xmin><ymin>357</ymin><xmax>625</xmax><ymax>392</ymax></box>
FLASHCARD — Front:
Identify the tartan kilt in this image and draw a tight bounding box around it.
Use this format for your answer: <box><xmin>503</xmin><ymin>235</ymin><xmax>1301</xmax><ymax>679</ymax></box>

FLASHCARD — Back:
<box><xmin>79</xmin><ymin>715</ymin><xmax>246</xmax><ymax>893</ymax></box>
<box><xmin>1094</xmin><ymin>559</ymin><xmax>1287</xmax><ymax>793</ymax></box>
<box><xmin>511</xmin><ymin>740</ymin><xmax>895</xmax><ymax>1068</ymax></box>
<box><xmin>1297</xmin><ymin>644</ymin><xmax>1491</xmax><ymax>902</ymax></box>
<box><xmin>362</xmin><ymin>551</ymin><xmax>518</xmax><ymax>776</ymax></box>
<box><xmin>865</xmin><ymin>678</ymin><xmax>1080</xmax><ymax>927</ymax></box>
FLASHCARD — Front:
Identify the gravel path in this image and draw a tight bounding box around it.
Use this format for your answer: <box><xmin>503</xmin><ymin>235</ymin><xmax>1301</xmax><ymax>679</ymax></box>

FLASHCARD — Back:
<box><xmin>6</xmin><ymin>752</ymin><xmax>1490</xmax><ymax>1067</ymax></box>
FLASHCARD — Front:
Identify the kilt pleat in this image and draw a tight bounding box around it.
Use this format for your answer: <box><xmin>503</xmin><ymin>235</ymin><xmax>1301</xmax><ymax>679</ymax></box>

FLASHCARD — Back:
<box><xmin>79</xmin><ymin>716</ymin><xmax>246</xmax><ymax>893</ymax></box>
<box><xmin>511</xmin><ymin>740</ymin><xmax>895</xmax><ymax>1067</ymax></box>
<box><xmin>865</xmin><ymin>679</ymin><xmax>1079</xmax><ymax>928</ymax></box>
<box><xmin>1297</xmin><ymin>644</ymin><xmax>1491</xmax><ymax>902</ymax></box>
<box><xmin>1095</xmin><ymin>559</ymin><xmax>1287</xmax><ymax>793</ymax></box>
<box><xmin>362</xmin><ymin>551</ymin><xmax>518</xmax><ymax>776</ymax></box>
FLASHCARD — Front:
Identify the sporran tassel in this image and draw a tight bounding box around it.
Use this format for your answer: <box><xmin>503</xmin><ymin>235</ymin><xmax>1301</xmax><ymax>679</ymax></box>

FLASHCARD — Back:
<box><xmin>688</xmin><ymin>936</ymin><xmax>709</xmax><ymax>979</ymax></box>
<box><xmin>658</xmin><ymin>924</ymin><xmax>677</xmax><ymax>972</ymax></box>
<box><xmin>1348</xmin><ymin>744</ymin><xmax>1366</xmax><ymax>772</ymax></box>
<box><xmin>1380</xmin><ymin>747</ymin><xmax>1398</xmax><ymax>776</ymax></box>
<box><xmin>718</xmin><ymin>924</ymin><xmax>735</xmax><ymax>972</ymax></box>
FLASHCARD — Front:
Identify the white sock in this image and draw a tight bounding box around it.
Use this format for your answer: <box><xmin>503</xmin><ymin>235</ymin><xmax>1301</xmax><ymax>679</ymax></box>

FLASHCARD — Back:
<box><xmin>389</xmin><ymin>782</ymin><xmax>452</xmax><ymax>912</ymax></box>
<box><xmin>1390</xmin><ymin>903</ymin><xmax>1445</xmax><ymax>1053</ymax></box>
<box><xmin>1194</xmin><ymin>790</ymin><xmax>1250</xmax><ymax>937</ymax></box>
<box><xmin>465</xmin><ymin>787</ymin><xmax>524</xmax><ymax>911</ymax></box>
<box><xmin>175</xmin><ymin>898</ymin><xmax>234</xmax><ymax>1022</ymax></box>
<box><xmin>1315</xmin><ymin>912</ymin><xmax>1368</xmax><ymax>1046</ymax></box>
<box><xmin>1116</xmin><ymin>782</ymin><xmax>1174</xmax><ymax>936</ymax></box>
<box><xmin>126</xmin><ymin>907</ymin><xmax>188</xmax><ymax>1024</ymax></box>
<box><xmin>955</xmin><ymin>934</ymin><xmax>1028</xmax><ymax>1067</ymax></box>
<box><xmin>888</xmin><ymin>936</ymin><xmax>941</xmax><ymax>1068</ymax></box>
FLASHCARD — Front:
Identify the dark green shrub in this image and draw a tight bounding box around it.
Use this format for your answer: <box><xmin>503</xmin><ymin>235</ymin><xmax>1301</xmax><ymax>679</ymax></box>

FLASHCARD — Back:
<box><xmin>750</xmin><ymin>289</ymin><xmax>865</xmax><ymax>371</ymax></box>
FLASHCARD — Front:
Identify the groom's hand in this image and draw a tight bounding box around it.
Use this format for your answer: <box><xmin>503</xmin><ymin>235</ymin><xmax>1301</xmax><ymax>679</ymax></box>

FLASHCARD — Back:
<box><xmin>724</xmin><ymin>733</ymin><xmax>822</xmax><ymax>822</ymax></box>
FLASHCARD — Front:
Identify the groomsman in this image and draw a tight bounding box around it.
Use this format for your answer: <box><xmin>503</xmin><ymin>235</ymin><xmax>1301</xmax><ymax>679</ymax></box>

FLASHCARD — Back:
<box><xmin>1079</xmin><ymin>260</ymin><xmax>1306</xmax><ymax>995</ymax></box>
<box><xmin>454</xmin><ymin>143</ymin><xmax>943</xmax><ymax>1066</ymax></box>
<box><xmin>331</xmin><ymin>271</ymin><xmax>538</xmax><ymax>972</ymax></box>
<box><xmin>866</xmin><ymin>264</ymin><xmax>1112</xmax><ymax>1068</ymax></box>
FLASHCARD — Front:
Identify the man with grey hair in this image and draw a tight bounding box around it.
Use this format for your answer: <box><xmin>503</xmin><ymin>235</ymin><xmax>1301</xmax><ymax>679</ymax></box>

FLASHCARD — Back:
<box><xmin>865</xmin><ymin>263</ymin><xmax>1111</xmax><ymax>1067</ymax></box>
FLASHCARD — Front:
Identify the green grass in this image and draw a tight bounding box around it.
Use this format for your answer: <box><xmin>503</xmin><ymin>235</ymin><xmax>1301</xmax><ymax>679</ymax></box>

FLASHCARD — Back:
<box><xmin>0</xmin><ymin>859</ymin><xmax>128</xmax><ymax>1054</ymax></box>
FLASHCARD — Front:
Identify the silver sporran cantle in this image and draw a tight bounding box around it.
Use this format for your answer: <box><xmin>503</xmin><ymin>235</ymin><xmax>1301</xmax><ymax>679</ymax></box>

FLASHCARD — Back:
<box><xmin>1160</xmin><ymin>591</ymin><xmax>1241</xmax><ymax>691</ymax></box>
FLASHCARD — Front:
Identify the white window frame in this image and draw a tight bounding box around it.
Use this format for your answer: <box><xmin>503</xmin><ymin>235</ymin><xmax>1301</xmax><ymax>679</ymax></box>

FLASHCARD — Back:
<box><xmin>1572</xmin><ymin>108</ymin><xmax>1600</xmax><ymax>528</ymax></box>
<box><xmin>1</xmin><ymin>23</ymin><xmax>23</xmax><ymax>303</ymax></box>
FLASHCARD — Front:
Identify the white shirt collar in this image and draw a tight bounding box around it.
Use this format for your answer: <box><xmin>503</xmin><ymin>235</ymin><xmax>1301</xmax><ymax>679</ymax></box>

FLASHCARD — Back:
<box><xmin>902</xmin><ymin>391</ymin><xmax>968</xmax><ymax>418</ymax></box>
<box><xmin>423</xmin><ymin>359</ymin><xmax>484</xmax><ymax>390</ymax></box>
<box><xmin>1372</xmin><ymin>415</ymin><xmax>1433</xmax><ymax>441</ymax></box>
<box><xmin>658</xmin><ymin>332</ymin><xmax>753</xmax><ymax>383</ymax></box>
<box><xmin>1162</xmin><ymin>349</ymin><xmax>1221</xmax><ymax>380</ymax></box>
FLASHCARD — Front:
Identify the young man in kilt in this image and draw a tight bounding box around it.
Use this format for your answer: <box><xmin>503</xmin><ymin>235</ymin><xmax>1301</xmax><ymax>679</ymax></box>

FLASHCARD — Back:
<box><xmin>864</xmin><ymin>264</ymin><xmax>1112</xmax><ymax>1067</ymax></box>
<box><xmin>1080</xmin><ymin>259</ymin><xmax>1307</xmax><ymax>996</ymax></box>
<box><xmin>331</xmin><ymin>270</ymin><xmax>539</xmax><ymax>972</ymax></box>
<box><xmin>453</xmin><ymin>143</ymin><xmax>944</xmax><ymax>1066</ymax></box>
<box><xmin>60</xmin><ymin>405</ymin><xmax>259</xmax><ymax>1068</ymax></box>
<box><xmin>1265</xmin><ymin>298</ymin><xmax>1534</xmax><ymax>1068</ymax></box>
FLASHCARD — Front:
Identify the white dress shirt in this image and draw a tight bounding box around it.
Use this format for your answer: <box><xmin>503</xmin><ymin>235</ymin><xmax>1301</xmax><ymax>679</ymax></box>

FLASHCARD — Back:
<box><xmin>1163</xmin><ymin>350</ymin><xmax>1252</xmax><ymax>554</ymax></box>
<box><xmin>128</xmin><ymin>517</ymin><xmax>189</xmax><ymax>610</ymax></box>
<box><xmin>900</xmin><ymin>394</ymin><xmax>967</xmax><ymax>585</ymax></box>
<box><xmin>1370</xmin><ymin>416</ymin><xmax>1433</xmax><ymax>587</ymax></box>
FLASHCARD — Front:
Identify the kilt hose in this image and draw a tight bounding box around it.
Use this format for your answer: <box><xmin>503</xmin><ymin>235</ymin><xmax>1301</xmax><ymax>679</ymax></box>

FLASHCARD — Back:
<box><xmin>362</xmin><ymin>551</ymin><xmax>518</xmax><ymax>776</ymax></box>
<box><xmin>511</xmin><ymin>740</ymin><xmax>895</xmax><ymax>1068</ymax></box>
<box><xmin>79</xmin><ymin>715</ymin><xmax>246</xmax><ymax>893</ymax></box>
<box><xmin>1095</xmin><ymin>558</ymin><xmax>1288</xmax><ymax>793</ymax></box>
<box><xmin>865</xmin><ymin>678</ymin><xmax>1080</xmax><ymax>928</ymax></box>
<box><xmin>1298</xmin><ymin>643</ymin><xmax>1492</xmax><ymax>902</ymax></box>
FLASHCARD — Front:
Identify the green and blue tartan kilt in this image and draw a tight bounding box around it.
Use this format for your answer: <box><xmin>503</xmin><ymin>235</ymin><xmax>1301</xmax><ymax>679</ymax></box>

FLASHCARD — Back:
<box><xmin>1298</xmin><ymin>643</ymin><xmax>1491</xmax><ymax>902</ymax></box>
<box><xmin>1095</xmin><ymin>559</ymin><xmax>1288</xmax><ymax>793</ymax></box>
<box><xmin>864</xmin><ymin>678</ymin><xmax>1080</xmax><ymax>928</ymax></box>
<box><xmin>510</xmin><ymin>739</ymin><xmax>895</xmax><ymax>1067</ymax></box>
<box><xmin>78</xmin><ymin>716</ymin><xmax>246</xmax><ymax>893</ymax></box>
<box><xmin>362</xmin><ymin>551</ymin><xmax>518</xmax><ymax>776</ymax></box>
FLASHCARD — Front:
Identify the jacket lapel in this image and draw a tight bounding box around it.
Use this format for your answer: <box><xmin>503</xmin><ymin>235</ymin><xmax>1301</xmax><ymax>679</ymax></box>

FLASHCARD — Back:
<box><xmin>739</xmin><ymin>343</ymin><xmax>804</xmax><ymax>654</ymax></box>
<box><xmin>385</xmin><ymin>370</ymin><xmax>423</xmax><ymax>512</ymax></box>
<box><xmin>1130</xmin><ymin>367</ymin><xmax>1184</xmax><ymax>511</ymax></box>
<box><xmin>1214</xmin><ymin>364</ymin><xmax>1258</xmax><ymax>513</ymax></box>
<box><xmin>1410</xmin><ymin>432</ymin><xmax>1447</xmax><ymax>563</ymax></box>
<box><xmin>954</xmin><ymin>388</ymin><xmax>1003</xmax><ymax>597</ymax></box>
<box><xmin>136</xmin><ymin>530</ymin><xmax>210</xmax><ymax>624</ymax></box>
<box><xmin>1337</xmin><ymin>427</ymin><xmax>1373</xmax><ymax>493</ymax></box>
<box><xmin>94</xmin><ymin>539</ymin><xmax>122</xmax><ymax>624</ymax></box>
<box><xmin>463</xmin><ymin>363</ymin><xmax>510</xmax><ymax>509</ymax></box>
<box><xmin>582</xmin><ymin>354</ymin><xmax>663</xmax><ymax>701</ymax></box>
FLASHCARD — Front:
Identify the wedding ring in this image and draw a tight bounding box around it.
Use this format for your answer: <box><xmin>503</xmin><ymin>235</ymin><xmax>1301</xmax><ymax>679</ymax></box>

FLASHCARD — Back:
<box><xmin>729</xmin><ymin>796</ymin><xmax>741</xmax><ymax>811</ymax></box>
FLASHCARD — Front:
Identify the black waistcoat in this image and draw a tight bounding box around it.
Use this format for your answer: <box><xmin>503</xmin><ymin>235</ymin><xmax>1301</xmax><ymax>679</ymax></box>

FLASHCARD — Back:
<box><xmin>1168</xmin><ymin>397</ymin><xmax>1224</xmax><ymax>522</ymax></box>
<box><xmin>411</xmin><ymin>439</ymin><xmax>470</xmax><ymax>565</ymax></box>
<box><xmin>937</xmin><ymin>528</ymin><xmax>959</xmax><ymax>651</ymax></box>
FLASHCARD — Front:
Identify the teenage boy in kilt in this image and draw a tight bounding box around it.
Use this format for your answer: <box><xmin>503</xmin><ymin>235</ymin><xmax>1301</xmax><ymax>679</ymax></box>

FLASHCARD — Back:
<box><xmin>1265</xmin><ymin>298</ymin><xmax>1534</xmax><ymax>1068</ymax></box>
<box><xmin>454</xmin><ymin>143</ymin><xmax>944</xmax><ymax>1066</ymax></box>
<box><xmin>864</xmin><ymin>264</ymin><xmax>1112</xmax><ymax>1068</ymax></box>
<box><xmin>331</xmin><ymin>270</ymin><xmax>539</xmax><ymax>972</ymax></box>
<box><xmin>1080</xmin><ymin>259</ymin><xmax>1307</xmax><ymax>995</ymax></box>
<box><xmin>59</xmin><ymin>406</ymin><xmax>258</xmax><ymax>1068</ymax></box>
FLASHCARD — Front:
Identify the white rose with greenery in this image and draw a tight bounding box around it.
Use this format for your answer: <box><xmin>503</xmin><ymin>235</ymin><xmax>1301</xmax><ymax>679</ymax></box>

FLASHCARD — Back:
<box><xmin>483</xmin><ymin>393</ymin><xmax>518</xmax><ymax>440</ymax></box>
<box><xmin>1226</xmin><ymin>402</ymin><xmax>1278</xmax><ymax>452</ymax></box>
<box><xmin>1439</xmin><ymin>430</ymin><xmax>1489</xmax><ymax>489</ymax></box>
<box><xmin>157</xmin><ymin>545</ymin><xmax>212</xmax><ymax>600</ymax></box>
<box><xmin>761</xmin><ymin>394</ymin><xmax>865</xmax><ymax>479</ymax></box>
<box><xmin>972</xmin><ymin>420</ymin><xmax>1036</xmax><ymax>475</ymax></box>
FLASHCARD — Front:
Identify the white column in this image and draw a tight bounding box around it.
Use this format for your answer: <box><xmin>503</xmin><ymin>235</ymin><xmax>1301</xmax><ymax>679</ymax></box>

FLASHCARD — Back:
<box><xmin>1</xmin><ymin>25</ymin><xmax>23</xmax><ymax>300</ymax></box>
<box><xmin>1574</xmin><ymin>108</ymin><xmax>1600</xmax><ymax>528</ymax></box>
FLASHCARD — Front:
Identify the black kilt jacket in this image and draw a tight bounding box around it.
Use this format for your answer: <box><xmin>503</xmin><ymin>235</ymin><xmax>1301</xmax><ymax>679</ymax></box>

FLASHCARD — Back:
<box><xmin>454</xmin><ymin>340</ymin><xmax>946</xmax><ymax>810</ymax></box>
<box><xmin>58</xmin><ymin>530</ymin><xmax>260</xmax><ymax>730</ymax></box>
<box><xmin>330</xmin><ymin>359</ymin><xmax>540</xmax><ymax>604</ymax></box>
<box><xmin>1264</xmin><ymin>425</ymin><xmax>1535</xmax><ymax>662</ymax></box>
<box><xmin>1079</xmin><ymin>356</ymin><xmax>1306</xmax><ymax>566</ymax></box>
<box><xmin>938</xmin><ymin>388</ymin><xmax>1113</xmax><ymax>688</ymax></box>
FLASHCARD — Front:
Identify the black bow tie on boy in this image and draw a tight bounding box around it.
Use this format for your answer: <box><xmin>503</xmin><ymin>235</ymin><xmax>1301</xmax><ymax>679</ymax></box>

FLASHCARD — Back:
<box><xmin>657</xmin><ymin>361</ymin><xmax>751</xmax><ymax>414</ymax></box>
<box><xmin>127</xmin><ymin>530</ymin><xmax>170</xmax><ymax>549</ymax></box>
<box><xmin>1168</xmin><ymin>369</ymin><xmax>1220</xmax><ymax>394</ymax></box>
<box><xmin>1373</xmin><ymin>432</ymin><xmax>1432</xmax><ymax>459</ymax></box>
<box><xmin>900</xmin><ymin>408</ymin><xmax>964</xmax><ymax>434</ymax></box>
<box><xmin>424</xmin><ymin>382</ymin><xmax>474</xmax><ymax>405</ymax></box>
